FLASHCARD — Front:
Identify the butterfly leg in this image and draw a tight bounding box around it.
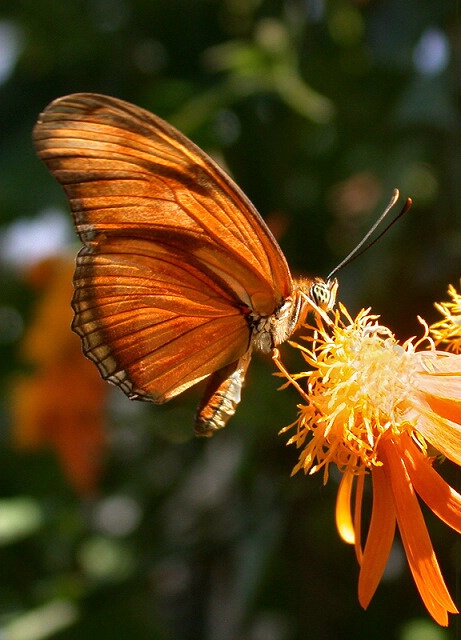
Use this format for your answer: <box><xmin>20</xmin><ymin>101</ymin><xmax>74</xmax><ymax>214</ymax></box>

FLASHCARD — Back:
<box><xmin>194</xmin><ymin>352</ymin><xmax>252</xmax><ymax>437</ymax></box>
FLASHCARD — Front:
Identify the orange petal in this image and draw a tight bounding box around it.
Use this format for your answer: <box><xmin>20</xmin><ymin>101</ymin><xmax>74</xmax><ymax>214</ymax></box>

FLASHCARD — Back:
<box><xmin>423</xmin><ymin>394</ymin><xmax>460</xmax><ymax>424</ymax></box>
<box><xmin>358</xmin><ymin>465</ymin><xmax>396</xmax><ymax>609</ymax></box>
<box><xmin>353</xmin><ymin>474</ymin><xmax>365</xmax><ymax>564</ymax></box>
<box><xmin>336</xmin><ymin>470</ymin><xmax>355</xmax><ymax>544</ymax></box>
<box><xmin>381</xmin><ymin>437</ymin><xmax>458</xmax><ymax>626</ymax></box>
<box><xmin>400</xmin><ymin>433</ymin><xmax>460</xmax><ymax>533</ymax></box>
<box><xmin>414</xmin><ymin>407</ymin><xmax>461</xmax><ymax>466</ymax></box>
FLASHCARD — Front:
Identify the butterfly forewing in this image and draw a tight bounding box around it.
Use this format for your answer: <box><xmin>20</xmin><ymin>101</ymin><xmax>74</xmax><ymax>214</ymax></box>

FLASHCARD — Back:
<box><xmin>33</xmin><ymin>93</ymin><xmax>299</xmax><ymax>420</ymax></box>
<box><xmin>33</xmin><ymin>94</ymin><xmax>293</xmax><ymax>310</ymax></box>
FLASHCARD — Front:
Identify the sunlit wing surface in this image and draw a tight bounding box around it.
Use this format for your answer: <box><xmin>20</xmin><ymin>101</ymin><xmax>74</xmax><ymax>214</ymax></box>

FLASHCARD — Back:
<box><xmin>33</xmin><ymin>93</ymin><xmax>332</xmax><ymax>433</ymax></box>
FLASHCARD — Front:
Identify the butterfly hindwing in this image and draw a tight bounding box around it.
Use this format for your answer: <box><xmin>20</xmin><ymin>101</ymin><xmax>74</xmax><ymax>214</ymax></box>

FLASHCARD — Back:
<box><xmin>71</xmin><ymin>236</ymin><xmax>250</xmax><ymax>402</ymax></box>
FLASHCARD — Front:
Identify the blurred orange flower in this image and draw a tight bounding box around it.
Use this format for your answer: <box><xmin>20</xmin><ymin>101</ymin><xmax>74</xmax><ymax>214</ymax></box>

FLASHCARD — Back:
<box><xmin>11</xmin><ymin>255</ymin><xmax>107</xmax><ymax>495</ymax></box>
<box><xmin>275</xmin><ymin>293</ymin><xmax>460</xmax><ymax>626</ymax></box>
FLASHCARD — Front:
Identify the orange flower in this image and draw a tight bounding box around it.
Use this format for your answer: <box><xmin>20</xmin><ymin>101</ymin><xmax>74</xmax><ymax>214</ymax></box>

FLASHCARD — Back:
<box><xmin>275</xmin><ymin>298</ymin><xmax>460</xmax><ymax>626</ymax></box>
<box><xmin>11</xmin><ymin>255</ymin><xmax>107</xmax><ymax>495</ymax></box>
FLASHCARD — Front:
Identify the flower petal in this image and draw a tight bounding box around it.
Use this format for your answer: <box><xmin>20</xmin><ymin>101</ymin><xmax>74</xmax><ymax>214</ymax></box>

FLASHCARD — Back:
<box><xmin>353</xmin><ymin>474</ymin><xmax>365</xmax><ymax>564</ymax></box>
<box><xmin>411</xmin><ymin>407</ymin><xmax>461</xmax><ymax>465</ymax></box>
<box><xmin>416</xmin><ymin>370</ymin><xmax>461</xmax><ymax>402</ymax></box>
<box><xmin>358</xmin><ymin>465</ymin><xmax>396</xmax><ymax>609</ymax></box>
<box><xmin>401</xmin><ymin>433</ymin><xmax>460</xmax><ymax>533</ymax></box>
<box><xmin>381</xmin><ymin>437</ymin><xmax>458</xmax><ymax>626</ymax></box>
<box><xmin>336</xmin><ymin>470</ymin><xmax>355</xmax><ymax>544</ymax></box>
<box><xmin>423</xmin><ymin>395</ymin><xmax>460</xmax><ymax>424</ymax></box>
<box><xmin>418</xmin><ymin>352</ymin><xmax>461</xmax><ymax>375</ymax></box>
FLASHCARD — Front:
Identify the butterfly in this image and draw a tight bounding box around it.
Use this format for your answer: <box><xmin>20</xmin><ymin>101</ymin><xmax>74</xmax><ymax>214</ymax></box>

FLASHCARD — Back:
<box><xmin>33</xmin><ymin>93</ymin><xmax>337</xmax><ymax>436</ymax></box>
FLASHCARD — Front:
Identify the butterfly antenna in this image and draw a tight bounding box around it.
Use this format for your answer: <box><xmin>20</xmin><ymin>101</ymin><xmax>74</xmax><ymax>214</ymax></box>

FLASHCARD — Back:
<box><xmin>327</xmin><ymin>189</ymin><xmax>412</xmax><ymax>280</ymax></box>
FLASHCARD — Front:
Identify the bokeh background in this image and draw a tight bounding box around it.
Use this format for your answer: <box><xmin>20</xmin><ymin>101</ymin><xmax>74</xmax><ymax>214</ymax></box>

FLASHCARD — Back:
<box><xmin>0</xmin><ymin>1</ymin><xmax>459</xmax><ymax>639</ymax></box>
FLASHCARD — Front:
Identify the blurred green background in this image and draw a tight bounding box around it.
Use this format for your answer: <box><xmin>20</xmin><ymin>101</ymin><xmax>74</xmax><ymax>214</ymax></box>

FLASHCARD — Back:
<box><xmin>0</xmin><ymin>1</ymin><xmax>459</xmax><ymax>639</ymax></box>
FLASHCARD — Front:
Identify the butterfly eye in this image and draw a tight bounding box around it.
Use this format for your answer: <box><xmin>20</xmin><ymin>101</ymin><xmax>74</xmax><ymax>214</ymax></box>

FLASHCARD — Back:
<box><xmin>310</xmin><ymin>278</ymin><xmax>338</xmax><ymax>311</ymax></box>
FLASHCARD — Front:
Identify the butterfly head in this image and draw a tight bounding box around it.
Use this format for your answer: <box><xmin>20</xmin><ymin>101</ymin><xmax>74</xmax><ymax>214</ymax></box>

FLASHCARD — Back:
<box><xmin>309</xmin><ymin>277</ymin><xmax>338</xmax><ymax>311</ymax></box>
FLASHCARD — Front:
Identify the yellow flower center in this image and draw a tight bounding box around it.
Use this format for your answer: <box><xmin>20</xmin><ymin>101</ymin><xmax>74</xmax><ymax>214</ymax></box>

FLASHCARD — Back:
<box><xmin>284</xmin><ymin>308</ymin><xmax>422</xmax><ymax>482</ymax></box>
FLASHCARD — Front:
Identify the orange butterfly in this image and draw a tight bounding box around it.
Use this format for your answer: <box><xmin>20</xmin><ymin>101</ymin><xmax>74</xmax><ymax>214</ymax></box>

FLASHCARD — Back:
<box><xmin>33</xmin><ymin>94</ymin><xmax>337</xmax><ymax>436</ymax></box>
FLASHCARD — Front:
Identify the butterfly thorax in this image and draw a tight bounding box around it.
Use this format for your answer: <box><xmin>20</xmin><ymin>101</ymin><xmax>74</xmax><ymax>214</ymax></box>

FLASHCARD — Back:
<box><xmin>249</xmin><ymin>296</ymin><xmax>302</xmax><ymax>353</ymax></box>
<box><xmin>248</xmin><ymin>277</ymin><xmax>337</xmax><ymax>353</ymax></box>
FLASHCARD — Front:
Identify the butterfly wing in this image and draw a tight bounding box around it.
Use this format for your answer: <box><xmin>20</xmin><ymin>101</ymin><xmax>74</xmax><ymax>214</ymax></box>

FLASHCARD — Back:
<box><xmin>33</xmin><ymin>93</ymin><xmax>293</xmax><ymax>403</ymax></box>
<box><xmin>33</xmin><ymin>93</ymin><xmax>293</xmax><ymax>310</ymax></box>
<box><xmin>72</xmin><ymin>236</ymin><xmax>249</xmax><ymax>402</ymax></box>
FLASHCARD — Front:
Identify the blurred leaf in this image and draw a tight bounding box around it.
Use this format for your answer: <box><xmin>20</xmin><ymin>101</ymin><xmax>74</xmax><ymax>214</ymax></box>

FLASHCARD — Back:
<box><xmin>0</xmin><ymin>599</ymin><xmax>78</xmax><ymax>640</ymax></box>
<box><xmin>0</xmin><ymin>496</ymin><xmax>43</xmax><ymax>544</ymax></box>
